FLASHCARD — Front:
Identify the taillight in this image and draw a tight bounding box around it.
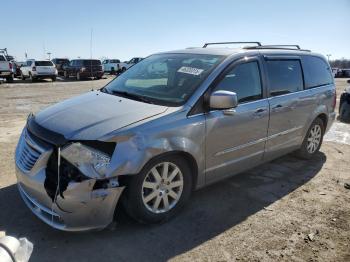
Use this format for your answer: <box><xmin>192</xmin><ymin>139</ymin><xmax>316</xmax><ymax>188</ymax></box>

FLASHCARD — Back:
<box><xmin>32</xmin><ymin>66</ymin><xmax>36</xmax><ymax>71</ymax></box>
<box><xmin>9</xmin><ymin>62</ymin><xmax>12</xmax><ymax>70</ymax></box>
<box><xmin>332</xmin><ymin>89</ymin><xmax>336</xmax><ymax>110</ymax></box>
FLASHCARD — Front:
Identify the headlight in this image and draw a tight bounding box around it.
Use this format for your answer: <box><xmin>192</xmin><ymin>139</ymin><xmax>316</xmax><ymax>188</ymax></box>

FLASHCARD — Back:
<box><xmin>61</xmin><ymin>143</ymin><xmax>110</xmax><ymax>179</ymax></box>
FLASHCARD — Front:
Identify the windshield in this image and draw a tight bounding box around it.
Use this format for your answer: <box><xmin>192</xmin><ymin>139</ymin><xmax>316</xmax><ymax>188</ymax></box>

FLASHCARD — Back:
<box><xmin>103</xmin><ymin>53</ymin><xmax>224</xmax><ymax>106</ymax></box>
<box><xmin>35</xmin><ymin>61</ymin><xmax>53</xmax><ymax>66</ymax></box>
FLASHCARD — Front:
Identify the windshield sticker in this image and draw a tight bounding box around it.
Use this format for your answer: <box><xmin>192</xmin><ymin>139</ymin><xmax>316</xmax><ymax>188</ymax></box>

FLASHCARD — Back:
<box><xmin>177</xmin><ymin>66</ymin><xmax>204</xmax><ymax>76</ymax></box>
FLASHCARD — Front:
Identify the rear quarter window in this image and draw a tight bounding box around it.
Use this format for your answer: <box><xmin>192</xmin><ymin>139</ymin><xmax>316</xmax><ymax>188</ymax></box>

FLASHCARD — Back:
<box><xmin>302</xmin><ymin>56</ymin><xmax>333</xmax><ymax>89</ymax></box>
<box><xmin>0</xmin><ymin>55</ymin><xmax>6</xmax><ymax>61</ymax></box>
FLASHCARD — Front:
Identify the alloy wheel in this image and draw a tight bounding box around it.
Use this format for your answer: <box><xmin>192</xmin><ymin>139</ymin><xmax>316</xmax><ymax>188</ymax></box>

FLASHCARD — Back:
<box><xmin>141</xmin><ymin>162</ymin><xmax>184</xmax><ymax>214</ymax></box>
<box><xmin>307</xmin><ymin>124</ymin><xmax>322</xmax><ymax>153</ymax></box>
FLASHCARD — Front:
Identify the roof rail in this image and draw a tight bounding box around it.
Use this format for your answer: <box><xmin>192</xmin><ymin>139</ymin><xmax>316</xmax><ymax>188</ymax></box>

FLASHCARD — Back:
<box><xmin>203</xmin><ymin>42</ymin><xmax>262</xmax><ymax>48</ymax></box>
<box><xmin>244</xmin><ymin>45</ymin><xmax>311</xmax><ymax>52</ymax></box>
<box><xmin>0</xmin><ymin>48</ymin><xmax>8</xmax><ymax>56</ymax></box>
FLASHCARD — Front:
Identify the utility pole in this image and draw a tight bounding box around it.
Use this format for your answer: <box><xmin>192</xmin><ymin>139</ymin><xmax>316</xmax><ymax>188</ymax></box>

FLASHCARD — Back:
<box><xmin>326</xmin><ymin>54</ymin><xmax>331</xmax><ymax>63</ymax></box>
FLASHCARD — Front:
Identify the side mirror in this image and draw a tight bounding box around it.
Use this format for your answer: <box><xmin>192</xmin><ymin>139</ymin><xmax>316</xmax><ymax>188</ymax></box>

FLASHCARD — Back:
<box><xmin>209</xmin><ymin>90</ymin><xmax>238</xmax><ymax>110</ymax></box>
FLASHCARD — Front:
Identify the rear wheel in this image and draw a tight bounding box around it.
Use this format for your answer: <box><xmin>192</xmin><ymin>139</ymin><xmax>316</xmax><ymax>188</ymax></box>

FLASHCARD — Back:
<box><xmin>295</xmin><ymin>118</ymin><xmax>324</xmax><ymax>159</ymax></box>
<box><xmin>122</xmin><ymin>155</ymin><xmax>192</xmax><ymax>224</ymax></box>
<box><xmin>6</xmin><ymin>75</ymin><xmax>13</xmax><ymax>83</ymax></box>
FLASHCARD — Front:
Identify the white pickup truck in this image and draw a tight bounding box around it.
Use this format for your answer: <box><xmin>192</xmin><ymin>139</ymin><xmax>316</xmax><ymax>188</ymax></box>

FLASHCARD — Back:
<box><xmin>102</xmin><ymin>59</ymin><xmax>125</xmax><ymax>74</ymax></box>
<box><xmin>0</xmin><ymin>54</ymin><xmax>14</xmax><ymax>82</ymax></box>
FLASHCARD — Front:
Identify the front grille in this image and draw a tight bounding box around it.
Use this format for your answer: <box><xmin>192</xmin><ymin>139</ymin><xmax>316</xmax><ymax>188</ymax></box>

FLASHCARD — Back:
<box><xmin>16</xmin><ymin>130</ymin><xmax>42</xmax><ymax>172</ymax></box>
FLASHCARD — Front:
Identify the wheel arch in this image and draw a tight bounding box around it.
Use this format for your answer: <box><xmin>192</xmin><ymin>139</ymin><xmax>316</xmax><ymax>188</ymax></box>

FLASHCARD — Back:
<box><xmin>316</xmin><ymin>113</ymin><xmax>328</xmax><ymax>131</ymax></box>
<box><xmin>118</xmin><ymin>150</ymin><xmax>199</xmax><ymax>191</ymax></box>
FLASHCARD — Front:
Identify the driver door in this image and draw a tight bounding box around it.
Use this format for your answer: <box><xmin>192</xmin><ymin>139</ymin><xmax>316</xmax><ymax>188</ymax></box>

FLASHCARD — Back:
<box><xmin>205</xmin><ymin>57</ymin><xmax>269</xmax><ymax>183</ymax></box>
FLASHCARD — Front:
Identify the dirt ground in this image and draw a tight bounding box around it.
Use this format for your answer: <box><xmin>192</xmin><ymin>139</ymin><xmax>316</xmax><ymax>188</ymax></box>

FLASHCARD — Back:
<box><xmin>0</xmin><ymin>77</ymin><xmax>349</xmax><ymax>262</ymax></box>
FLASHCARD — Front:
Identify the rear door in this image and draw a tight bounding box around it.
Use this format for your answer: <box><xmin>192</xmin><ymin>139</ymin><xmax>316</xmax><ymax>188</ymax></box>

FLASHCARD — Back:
<box><xmin>263</xmin><ymin>56</ymin><xmax>314</xmax><ymax>160</ymax></box>
<box><xmin>205</xmin><ymin>56</ymin><xmax>269</xmax><ymax>183</ymax></box>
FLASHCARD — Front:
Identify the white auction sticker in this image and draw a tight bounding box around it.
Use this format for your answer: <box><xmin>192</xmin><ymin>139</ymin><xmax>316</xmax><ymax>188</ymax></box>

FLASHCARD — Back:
<box><xmin>177</xmin><ymin>66</ymin><xmax>204</xmax><ymax>76</ymax></box>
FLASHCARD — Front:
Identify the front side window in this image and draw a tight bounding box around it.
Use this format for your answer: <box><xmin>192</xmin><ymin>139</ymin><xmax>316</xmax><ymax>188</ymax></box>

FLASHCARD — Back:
<box><xmin>214</xmin><ymin>61</ymin><xmax>263</xmax><ymax>103</ymax></box>
<box><xmin>266</xmin><ymin>60</ymin><xmax>303</xmax><ymax>96</ymax></box>
<box><xmin>302</xmin><ymin>56</ymin><xmax>333</xmax><ymax>89</ymax></box>
<box><xmin>104</xmin><ymin>53</ymin><xmax>224</xmax><ymax>106</ymax></box>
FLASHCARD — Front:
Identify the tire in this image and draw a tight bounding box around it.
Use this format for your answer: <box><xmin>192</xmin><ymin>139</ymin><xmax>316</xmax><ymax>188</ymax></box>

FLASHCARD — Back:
<box><xmin>21</xmin><ymin>72</ymin><xmax>26</xmax><ymax>80</ymax></box>
<box><xmin>51</xmin><ymin>76</ymin><xmax>57</xmax><ymax>82</ymax></box>
<box><xmin>295</xmin><ymin>118</ymin><xmax>324</xmax><ymax>159</ymax></box>
<box><xmin>76</xmin><ymin>72</ymin><xmax>81</xmax><ymax>81</ymax></box>
<box><xmin>29</xmin><ymin>73</ymin><xmax>35</xmax><ymax>82</ymax></box>
<box><xmin>6</xmin><ymin>75</ymin><xmax>13</xmax><ymax>83</ymax></box>
<box><xmin>122</xmin><ymin>155</ymin><xmax>192</xmax><ymax>224</ymax></box>
<box><xmin>121</xmin><ymin>67</ymin><xmax>126</xmax><ymax>73</ymax></box>
<box><xmin>339</xmin><ymin>102</ymin><xmax>350</xmax><ymax>123</ymax></box>
<box><xmin>64</xmin><ymin>71</ymin><xmax>69</xmax><ymax>79</ymax></box>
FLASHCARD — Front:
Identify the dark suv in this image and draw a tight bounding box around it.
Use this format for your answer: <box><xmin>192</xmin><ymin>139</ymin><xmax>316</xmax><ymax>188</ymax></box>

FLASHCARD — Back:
<box><xmin>52</xmin><ymin>58</ymin><xmax>70</xmax><ymax>76</ymax></box>
<box><xmin>63</xmin><ymin>59</ymin><xmax>104</xmax><ymax>80</ymax></box>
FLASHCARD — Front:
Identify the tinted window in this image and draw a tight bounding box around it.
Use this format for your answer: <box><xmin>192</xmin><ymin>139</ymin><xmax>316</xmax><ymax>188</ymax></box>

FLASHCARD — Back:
<box><xmin>110</xmin><ymin>59</ymin><xmax>120</xmax><ymax>63</ymax></box>
<box><xmin>35</xmin><ymin>61</ymin><xmax>53</xmax><ymax>66</ymax></box>
<box><xmin>266</xmin><ymin>60</ymin><xmax>303</xmax><ymax>96</ymax></box>
<box><xmin>83</xmin><ymin>60</ymin><xmax>101</xmax><ymax>66</ymax></box>
<box><xmin>0</xmin><ymin>55</ymin><xmax>5</xmax><ymax>61</ymax></box>
<box><xmin>303</xmin><ymin>56</ymin><xmax>333</xmax><ymax>88</ymax></box>
<box><xmin>214</xmin><ymin>61</ymin><xmax>262</xmax><ymax>103</ymax></box>
<box><xmin>54</xmin><ymin>59</ymin><xmax>69</xmax><ymax>64</ymax></box>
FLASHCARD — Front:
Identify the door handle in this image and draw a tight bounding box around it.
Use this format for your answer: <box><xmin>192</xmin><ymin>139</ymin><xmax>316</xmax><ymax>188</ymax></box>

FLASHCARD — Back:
<box><xmin>272</xmin><ymin>104</ymin><xmax>283</xmax><ymax>109</ymax></box>
<box><xmin>255</xmin><ymin>108</ymin><xmax>266</xmax><ymax>114</ymax></box>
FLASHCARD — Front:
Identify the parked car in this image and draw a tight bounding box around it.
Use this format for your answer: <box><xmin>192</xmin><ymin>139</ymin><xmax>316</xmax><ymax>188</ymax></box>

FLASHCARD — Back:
<box><xmin>122</xmin><ymin>57</ymin><xmax>143</xmax><ymax>71</ymax></box>
<box><xmin>102</xmin><ymin>59</ymin><xmax>124</xmax><ymax>74</ymax></box>
<box><xmin>51</xmin><ymin>58</ymin><xmax>70</xmax><ymax>76</ymax></box>
<box><xmin>63</xmin><ymin>59</ymin><xmax>104</xmax><ymax>80</ymax></box>
<box><xmin>339</xmin><ymin>80</ymin><xmax>350</xmax><ymax>122</ymax></box>
<box><xmin>15</xmin><ymin>42</ymin><xmax>336</xmax><ymax>231</ymax></box>
<box><xmin>20</xmin><ymin>60</ymin><xmax>57</xmax><ymax>82</ymax></box>
<box><xmin>0</xmin><ymin>54</ymin><xmax>13</xmax><ymax>82</ymax></box>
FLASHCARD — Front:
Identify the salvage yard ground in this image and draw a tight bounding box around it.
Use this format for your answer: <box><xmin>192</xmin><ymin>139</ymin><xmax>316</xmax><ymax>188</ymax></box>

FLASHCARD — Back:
<box><xmin>0</xmin><ymin>77</ymin><xmax>349</xmax><ymax>262</ymax></box>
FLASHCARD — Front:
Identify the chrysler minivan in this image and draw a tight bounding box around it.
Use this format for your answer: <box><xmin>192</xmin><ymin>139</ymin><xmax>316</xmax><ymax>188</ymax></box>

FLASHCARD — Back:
<box><xmin>15</xmin><ymin>42</ymin><xmax>336</xmax><ymax>231</ymax></box>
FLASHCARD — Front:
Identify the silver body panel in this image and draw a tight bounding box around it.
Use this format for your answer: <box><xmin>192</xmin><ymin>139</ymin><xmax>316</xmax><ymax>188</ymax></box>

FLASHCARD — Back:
<box><xmin>15</xmin><ymin>48</ymin><xmax>336</xmax><ymax>231</ymax></box>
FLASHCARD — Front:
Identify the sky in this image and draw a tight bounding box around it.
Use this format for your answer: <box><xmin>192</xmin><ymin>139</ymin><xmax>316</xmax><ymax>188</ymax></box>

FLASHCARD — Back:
<box><xmin>0</xmin><ymin>0</ymin><xmax>349</xmax><ymax>61</ymax></box>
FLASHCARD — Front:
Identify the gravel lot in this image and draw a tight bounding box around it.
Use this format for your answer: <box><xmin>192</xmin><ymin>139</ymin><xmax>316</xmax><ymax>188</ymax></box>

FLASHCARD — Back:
<box><xmin>0</xmin><ymin>77</ymin><xmax>349</xmax><ymax>262</ymax></box>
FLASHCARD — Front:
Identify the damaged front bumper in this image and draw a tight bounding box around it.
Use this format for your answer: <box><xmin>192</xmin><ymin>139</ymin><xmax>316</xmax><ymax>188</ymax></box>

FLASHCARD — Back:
<box><xmin>15</xmin><ymin>129</ymin><xmax>124</xmax><ymax>232</ymax></box>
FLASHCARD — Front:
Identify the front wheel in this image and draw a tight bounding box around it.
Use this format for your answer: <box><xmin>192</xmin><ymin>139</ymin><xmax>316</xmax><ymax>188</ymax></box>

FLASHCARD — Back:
<box><xmin>295</xmin><ymin>118</ymin><xmax>324</xmax><ymax>159</ymax></box>
<box><xmin>51</xmin><ymin>76</ymin><xmax>57</xmax><ymax>82</ymax></box>
<box><xmin>64</xmin><ymin>71</ymin><xmax>69</xmax><ymax>79</ymax></box>
<box><xmin>122</xmin><ymin>156</ymin><xmax>192</xmax><ymax>224</ymax></box>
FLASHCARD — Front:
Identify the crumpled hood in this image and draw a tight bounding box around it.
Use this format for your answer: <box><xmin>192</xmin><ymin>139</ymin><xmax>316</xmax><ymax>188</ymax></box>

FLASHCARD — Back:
<box><xmin>35</xmin><ymin>91</ymin><xmax>168</xmax><ymax>140</ymax></box>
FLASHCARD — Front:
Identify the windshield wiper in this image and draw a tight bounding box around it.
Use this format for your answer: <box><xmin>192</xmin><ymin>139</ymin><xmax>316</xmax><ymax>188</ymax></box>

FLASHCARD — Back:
<box><xmin>111</xmin><ymin>90</ymin><xmax>154</xmax><ymax>104</ymax></box>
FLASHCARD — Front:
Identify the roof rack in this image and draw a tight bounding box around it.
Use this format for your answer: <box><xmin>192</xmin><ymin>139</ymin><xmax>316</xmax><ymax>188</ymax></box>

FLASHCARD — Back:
<box><xmin>0</xmin><ymin>48</ymin><xmax>9</xmax><ymax>56</ymax></box>
<box><xmin>244</xmin><ymin>45</ymin><xmax>311</xmax><ymax>52</ymax></box>
<box><xmin>203</xmin><ymin>42</ymin><xmax>262</xmax><ymax>48</ymax></box>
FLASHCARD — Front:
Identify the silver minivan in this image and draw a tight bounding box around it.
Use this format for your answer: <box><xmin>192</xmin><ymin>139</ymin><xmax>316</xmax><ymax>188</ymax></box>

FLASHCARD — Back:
<box><xmin>15</xmin><ymin>42</ymin><xmax>336</xmax><ymax>231</ymax></box>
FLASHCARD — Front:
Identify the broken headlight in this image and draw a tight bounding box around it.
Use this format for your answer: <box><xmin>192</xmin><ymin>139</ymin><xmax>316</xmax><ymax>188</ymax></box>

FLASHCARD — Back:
<box><xmin>61</xmin><ymin>143</ymin><xmax>111</xmax><ymax>179</ymax></box>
